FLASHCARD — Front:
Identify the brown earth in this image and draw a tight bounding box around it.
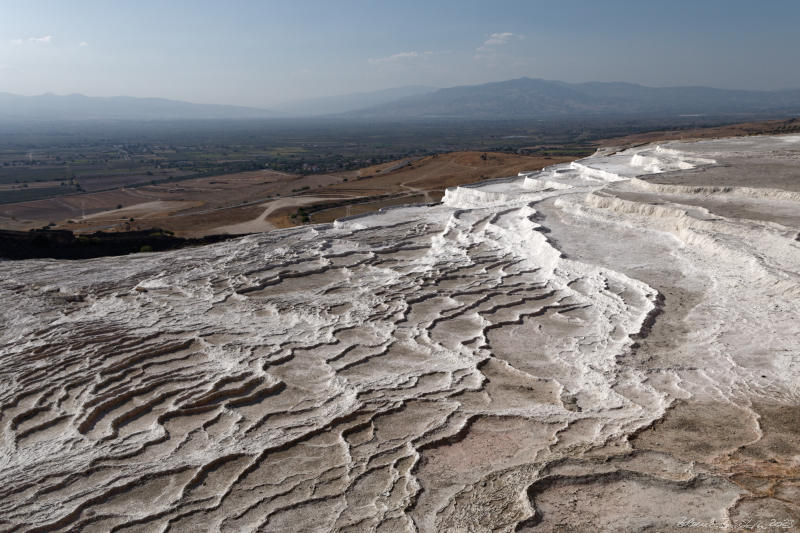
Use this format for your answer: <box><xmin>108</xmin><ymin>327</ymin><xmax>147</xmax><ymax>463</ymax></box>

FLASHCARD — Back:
<box><xmin>3</xmin><ymin>118</ymin><xmax>799</xmax><ymax>237</ymax></box>
<box><xmin>266</xmin><ymin>152</ymin><xmax>576</xmax><ymax>228</ymax></box>
<box><xmin>0</xmin><ymin>169</ymin><xmax>343</xmax><ymax>237</ymax></box>
<box><xmin>600</xmin><ymin>117</ymin><xmax>800</xmax><ymax>149</ymax></box>
<box><xmin>0</xmin><ymin>152</ymin><xmax>572</xmax><ymax>237</ymax></box>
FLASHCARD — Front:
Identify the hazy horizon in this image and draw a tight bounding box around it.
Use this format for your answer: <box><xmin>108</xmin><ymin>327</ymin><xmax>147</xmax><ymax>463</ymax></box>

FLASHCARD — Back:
<box><xmin>2</xmin><ymin>0</ymin><xmax>800</xmax><ymax>108</ymax></box>
<box><xmin>6</xmin><ymin>77</ymin><xmax>800</xmax><ymax>112</ymax></box>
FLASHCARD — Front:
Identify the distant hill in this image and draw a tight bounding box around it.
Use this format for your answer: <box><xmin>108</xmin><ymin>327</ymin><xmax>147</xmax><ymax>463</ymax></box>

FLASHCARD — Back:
<box><xmin>273</xmin><ymin>86</ymin><xmax>437</xmax><ymax>116</ymax></box>
<box><xmin>345</xmin><ymin>78</ymin><xmax>800</xmax><ymax>119</ymax></box>
<box><xmin>6</xmin><ymin>80</ymin><xmax>800</xmax><ymax>122</ymax></box>
<box><xmin>0</xmin><ymin>93</ymin><xmax>279</xmax><ymax>120</ymax></box>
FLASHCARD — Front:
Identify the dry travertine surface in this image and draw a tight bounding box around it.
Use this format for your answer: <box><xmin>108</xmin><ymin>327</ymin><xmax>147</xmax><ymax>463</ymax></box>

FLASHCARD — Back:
<box><xmin>1</xmin><ymin>135</ymin><xmax>799</xmax><ymax>532</ymax></box>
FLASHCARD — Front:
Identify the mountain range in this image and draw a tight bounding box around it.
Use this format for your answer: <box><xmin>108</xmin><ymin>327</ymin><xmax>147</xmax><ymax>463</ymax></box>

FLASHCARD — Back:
<box><xmin>0</xmin><ymin>92</ymin><xmax>279</xmax><ymax>121</ymax></box>
<box><xmin>345</xmin><ymin>78</ymin><xmax>800</xmax><ymax>119</ymax></box>
<box><xmin>272</xmin><ymin>85</ymin><xmax>436</xmax><ymax>116</ymax></box>
<box><xmin>2</xmin><ymin>78</ymin><xmax>800</xmax><ymax>121</ymax></box>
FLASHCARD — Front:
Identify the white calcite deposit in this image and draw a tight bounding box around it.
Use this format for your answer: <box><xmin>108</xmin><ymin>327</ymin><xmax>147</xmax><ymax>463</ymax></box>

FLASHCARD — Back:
<box><xmin>1</xmin><ymin>135</ymin><xmax>799</xmax><ymax>532</ymax></box>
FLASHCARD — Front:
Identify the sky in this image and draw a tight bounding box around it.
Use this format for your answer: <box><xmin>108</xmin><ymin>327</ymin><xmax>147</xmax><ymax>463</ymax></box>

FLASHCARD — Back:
<box><xmin>1</xmin><ymin>0</ymin><xmax>799</xmax><ymax>109</ymax></box>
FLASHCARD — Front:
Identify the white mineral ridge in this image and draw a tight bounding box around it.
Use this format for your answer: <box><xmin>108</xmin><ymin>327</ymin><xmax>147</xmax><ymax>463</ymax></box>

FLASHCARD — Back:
<box><xmin>1</xmin><ymin>135</ymin><xmax>799</xmax><ymax>532</ymax></box>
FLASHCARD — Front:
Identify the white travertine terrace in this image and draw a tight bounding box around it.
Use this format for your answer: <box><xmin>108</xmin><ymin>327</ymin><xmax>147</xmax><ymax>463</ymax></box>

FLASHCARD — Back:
<box><xmin>1</xmin><ymin>135</ymin><xmax>799</xmax><ymax>531</ymax></box>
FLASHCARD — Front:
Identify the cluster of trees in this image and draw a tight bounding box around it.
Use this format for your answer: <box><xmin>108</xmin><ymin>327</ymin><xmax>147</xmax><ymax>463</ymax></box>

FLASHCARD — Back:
<box><xmin>290</xmin><ymin>207</ymin><xmax>311</xmax><ymax>223</ymax></box>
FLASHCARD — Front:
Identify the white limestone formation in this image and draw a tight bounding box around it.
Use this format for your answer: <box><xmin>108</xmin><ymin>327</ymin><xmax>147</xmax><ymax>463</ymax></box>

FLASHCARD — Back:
<box><xmin>1</xmin><ymin>135</ymin><xmax>799</xmax><ymax>532</ymax></box>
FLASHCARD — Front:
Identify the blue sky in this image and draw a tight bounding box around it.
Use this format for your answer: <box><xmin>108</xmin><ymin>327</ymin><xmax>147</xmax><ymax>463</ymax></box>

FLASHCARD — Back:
<box><xmin>1</xmin><ymin>0</ymin><xmax>799</xmax><ymax>108</ymax></box>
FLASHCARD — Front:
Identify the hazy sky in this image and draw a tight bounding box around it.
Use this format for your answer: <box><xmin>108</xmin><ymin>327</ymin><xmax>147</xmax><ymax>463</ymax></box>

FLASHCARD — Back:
<box><xmin>2</xmin><ymin>0</ymin><xmax>799</xmax><ymax>108</ymax></box>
